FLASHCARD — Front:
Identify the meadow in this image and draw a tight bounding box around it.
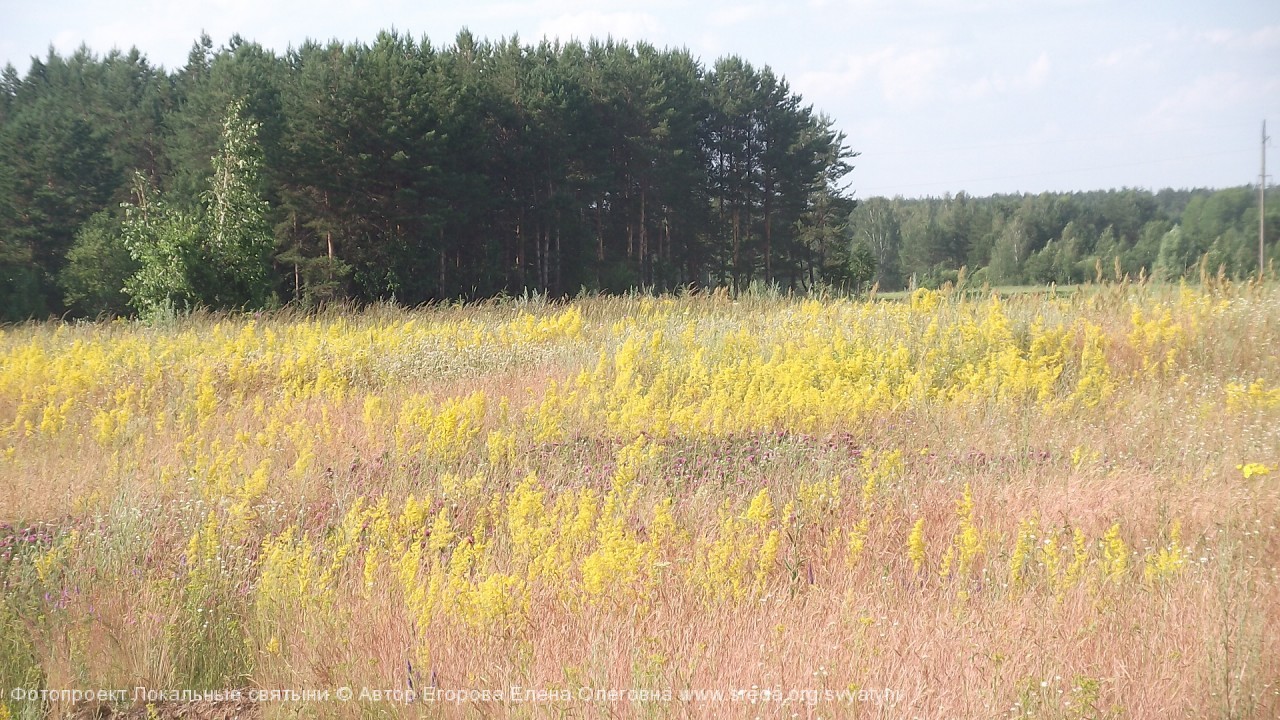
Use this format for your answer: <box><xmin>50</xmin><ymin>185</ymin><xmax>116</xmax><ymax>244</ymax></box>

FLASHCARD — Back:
<box><xmin>0</xmin><ymin>283</ymin><xmax>1277</xmax><ymax>719</ymax></box>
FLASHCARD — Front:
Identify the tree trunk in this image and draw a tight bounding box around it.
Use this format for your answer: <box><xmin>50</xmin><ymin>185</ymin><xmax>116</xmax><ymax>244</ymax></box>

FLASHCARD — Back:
<box><xmin>764</xmin><ymin>175</ymin><xmax>773</xmax><ymax>283</ymax></box>
<box><xmin>640</xmin><ymin>190</ymin><xmax>648</xmax><ymax>286</ymax></box>
<box><xmin>515</xmin><ymin>214</ymin><xmax>525</xmax><ymax>291</ymax></box>
<box><xmin>732</xmin><ymin>207</ymin><xmax>741</xmax><ymax>292</ymax></box>
<box><xmin>554</xmin><ymin>224</ymin><xmax>562</xmax><ymax>296</ymax></box>
<box><xmin>439</xmin><ymin>228</ymin><xmax>447</xmax><ymax>299</ymax></box>
<box><xmin>595</xmin><ymin>201</ymin><xmax>604</xmax><ymax>288</ymax></box>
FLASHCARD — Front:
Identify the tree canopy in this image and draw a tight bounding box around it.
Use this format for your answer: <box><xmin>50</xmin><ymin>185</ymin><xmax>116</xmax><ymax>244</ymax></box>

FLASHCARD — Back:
<box><xmin>0</xmin><ymin>31</ymin><xmax>855</xmax><ymax>319</ymax></box>
<box><xmin>850</xmin><ymin>187</ymin><xmax>1278</xmax><ymax>291</ymax></box>
<box><xmin>0</xmin><ymin>32</ymin><xmax>1274</xmax><ymax>320</ymax></box>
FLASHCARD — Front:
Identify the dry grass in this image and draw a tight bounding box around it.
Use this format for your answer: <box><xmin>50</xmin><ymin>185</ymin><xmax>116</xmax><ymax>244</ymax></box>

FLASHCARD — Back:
<box><xmin>0</xmin><ymin>282</ymin><xmax>1277</xmax><ymax>719</ymax></box>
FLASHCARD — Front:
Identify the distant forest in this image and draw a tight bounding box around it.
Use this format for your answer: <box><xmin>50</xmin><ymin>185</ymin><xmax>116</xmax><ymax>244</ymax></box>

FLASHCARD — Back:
<box><xmin>855</xmin><ymin>186</ymin><xmax>1278</xmax><ymax>291</ymax></box>
<box><xmin>0</xmin><ymin>31</ymin><xmax>1275</xmax><ymax>321</ymax></box>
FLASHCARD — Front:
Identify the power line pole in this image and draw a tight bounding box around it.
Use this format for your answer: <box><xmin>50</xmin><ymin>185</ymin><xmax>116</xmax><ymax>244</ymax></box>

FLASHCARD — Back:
<box><xmin>1263</xmin><ymin>120</ymin><xmax>1270</xmax><ymax>281</ymax></box>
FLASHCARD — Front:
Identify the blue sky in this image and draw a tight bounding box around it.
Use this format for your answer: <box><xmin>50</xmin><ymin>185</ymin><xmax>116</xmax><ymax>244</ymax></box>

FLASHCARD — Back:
<box><xmin>3</xmin><ymin>0</ymin><xmax>1277</xmax><ymax>198</ymax></box>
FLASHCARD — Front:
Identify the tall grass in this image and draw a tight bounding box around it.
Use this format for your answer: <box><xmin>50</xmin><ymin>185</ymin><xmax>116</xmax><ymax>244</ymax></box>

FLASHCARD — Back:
<box><xmin>0</xmin><ymin>281</ymin><xmax>1276</xmax><ymax>718</ymax></box>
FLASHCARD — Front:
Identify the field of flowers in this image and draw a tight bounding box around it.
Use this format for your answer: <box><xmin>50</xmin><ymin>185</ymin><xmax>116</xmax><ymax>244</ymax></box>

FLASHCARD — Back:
<box><xmin>1</xmin><ymin>283</ymin><xmax>1277</xmax><ymax>719</ymax></box>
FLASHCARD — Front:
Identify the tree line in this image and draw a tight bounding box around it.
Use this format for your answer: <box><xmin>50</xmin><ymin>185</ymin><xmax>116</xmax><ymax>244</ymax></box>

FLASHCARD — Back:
<box><xmin>0</xmin><ymin>30</ymin><xmax>858</xmax><ymax>320</ymax></box>
<box><xmin>2</xmin><ymin>29</ymin><xmax>1274</xmax><ymax>322</ymax></box>
<box><xmin>851</xmin><ymin>186</ymin><xmax>1278</xmax><ymax>291</ymax></box>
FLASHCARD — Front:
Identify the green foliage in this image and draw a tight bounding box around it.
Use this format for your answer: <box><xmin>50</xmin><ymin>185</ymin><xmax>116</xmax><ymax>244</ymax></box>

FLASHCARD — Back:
<box><xmin>121</xmin><ymin>101</ymin><xmax>274</xmax><ymax>318</ymax></box>
<box><xmin>1126</xmin><ymin>220</ymin><xmax>1168</xmax><ymax>277</ymax></box>
<box><xmin>848</xmin><ymin>197</ymin><xmax>901</xmax><ymax>288</ymax></box>
<box><xmin>257</xmin><ymin>32</ymin><xmax>851</xmax><ymax>303</ymax></box>
<box><xmin>988</xmin><ymin>215</ymin><xmax>1029</xmax><ymax>286</ymax></box>
<box><xmin>0</xmin><ymin>605</ymin><xmax>45</xmax><ymax>719</ymax></box>
<box><xmin>1091</xmin><ymin>225</ymin><xmax>1122</xmax><ymax>278</ymax></box>
<box><xmin>59</xmin><ymin>210</ymin><xmax>138</xmax><ymax>316</ymax></box>
<box><xmin>1023</xmin><ymin>244</ymin><xmax>1055</xmax><ymax>285</ymax></box>
<box><xmin>0</xmin><ymin>539</ymin><xmax>48</xmax><ymax>720</ymax></box>
<box><xmin>120</xmin><ymin>174</ymin><xmax>203</xmax><ymax>318</ymax></box>
<box><xmin>796</xmin><ymin>187</ymin><xmax>858</xmax><ymax>288</ymax></box>
<box><xmin>201</xmin><ymin>99</ymin><xmax>273</xmax><ymax>307</ymax></box>
<box><xmin>273</xmin><ymin>248</ymin><xmax>352</xmax><ymax>308</ymax></box>
<box><xmin>844</xmin><ymin>241</ymin><xmax>877</xmax><ymax>290</ymax></box>
<box><xmin>168</xmin><ymin>582</ymin><xmax>254</xmax><ymax>691</ymax></box>
<box><xmin>1024</xmin><ymin>223</ymin><xmax>1084</xmax><ymax>285</ymax></box>
<box><xmin>1</xmin><ymin>34</ymin><xmax>1274</xmax><ymax>317</ymax></box>
<box><xmin>1155</xmin><ymin>225</ymin><xmax>1198</xmax><ymax>281</ymax></box>
<box><xmin>0</xmin><ymin>264</ymin><xmax>47</xmax><ymax>322</ymax></box>
<box><xmin>0</xmin><ymin>47</ymin><xmax>169</xmax><ymax>319</ymax></box>
<box><xmin>854</xmin><ymin>187</ymin><xmax>1275</xmax><ymax>290</ymax></box>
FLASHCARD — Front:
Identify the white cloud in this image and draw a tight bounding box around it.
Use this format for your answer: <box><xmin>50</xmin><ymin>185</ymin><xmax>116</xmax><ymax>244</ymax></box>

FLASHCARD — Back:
<box><xmin>1198</xmin><ymin>24</ymin><xmax>1280</xmax><ymax>48</ymax></box>
<box><xmin>1095</xmin><ymin>42</ymin><xmax>1154</xmax><ymax>68</ymax></box>
<box><xmin>45</xmin><ymin>4</ymin><xmax>210</xmax><ymax>68</ymax></box>
<box><xmin>954</xmin><ymin>51</ymin><xmax>1049</xmax><ymax>101</ymax></box>
<box><xmin>1023</xmin><ymin>51</ymin><xmax>1049</xmax><ymax>88</ymax></box>
<box><xmin>1142</xmin><ymin>72</ymin><xmax>1254</xmax><ymax>130</ymax></box>
<box><xmin>877</xmin><ymin>46</ymin><xmax>951</xmax><ymax>105</ymax></box>
<box><xmin>707</xmin><ymin>2</ymin><xmax>775</xmax><ymax>26</ymax></box>
<box><xmin>696</xmin><ymin>31</ymin><xmax>728</xmax><ymax>61</ymax></box>
<box><xmin>792</xmin><ymin>45</ymin><xmax>952</xmax><ymax>109</ymax></box>
<box><xmin>1201</xmin><ymin>28</ymin><xmax>1235</xmax><ymax>45</ymax></box>
<box><xmin>801</xmin><ymin>0</ymin><xmax>1100</xmax><ymax>16</ymax></box>
<box><xmin>1246</xmin><ymin>25</ymin><xmax>1280</xmax><ymax>48</ymax></box>
<box><xmin>793</xmin><ymin>54</ymin><xmax>875</xmax><ymax>100</ymax></box>
<box><xmin>535</xmin><ymin>11</ymin><xmax>662</xmax><ymax>43</ymax></box>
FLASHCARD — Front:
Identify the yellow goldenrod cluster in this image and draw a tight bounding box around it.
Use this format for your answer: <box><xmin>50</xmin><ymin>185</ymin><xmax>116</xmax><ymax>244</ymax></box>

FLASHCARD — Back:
<box><xmin>797</xmin><ymin>475</ymin><xmax>842</xmax><ymax>518</ymax></box>
<box><xmin>394</xmin><ymin>391</ymin><xmax>488</xmax><ymax>461</ymax></box>
<box><xmin>1</xmin><ymin>287</ymin><xmax>1261</xmax><ymax>465</ymax></box>
<box><xmin>497</xmin><ymin>306</ymin><xmax>585</xmax><ymax>344</ymax></box>
<box><xmin>698</xmin><ymin>490</ymin><xmax>787</xmax><ymax>600</ymax></box>
<box><xmin>860</xmin><ymin>449</ymin><xmax>903</xmax><ymax>508</ymax></box>
<box><xmin>1101</xmin><ymin>523</ymin><xmax>1131</xmax><ymax>582</ymax></box>
<box><xmin>908</xmin><ymin>518</ymin><xmax>927</xmax><ymax>574</ymax></box>
<box><xmin>1143</xmin><ymin>520</ymin><xmax>1188</xmax><ymax>584</ymax></box>
<box><xmin>1226</xmin><ymin>380</ymin><xmax>1280</xmax><ymax>412</ymax></box>
<box><xmin>1237</xmin><ymin>462</ymin><xmax>1273</xmax><ymax>478</ymax></box>
<box><xmin>846</xmin><ymin>517</ymin><xmax>871</xmax><ymax>566</ymax></box>
<box><xmin>1009</xmin><ymin>516</ymin><xmax>1039</xmax><ymax>591</ymax></box>
<box><xmin>937</xmin><ymin>483</ymin><xmax>984</xmax><ymax>581</ymax></box>
<box><xmin>1127</xmin><ymin>305</ymin><xmax>1186</xmax><ymax>377</ymax></box>
<box><xmin>2</xmin><ymin>283</ymin><xmax>1275</xmax><ymax>715</ymax></box>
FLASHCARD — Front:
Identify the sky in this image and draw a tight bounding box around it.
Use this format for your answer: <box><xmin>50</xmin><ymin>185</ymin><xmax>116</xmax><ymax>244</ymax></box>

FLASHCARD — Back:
<box><xmin>2</xmin><ymin>0</ymin><xmax>1277</xmax><ymax>199</ymax></box>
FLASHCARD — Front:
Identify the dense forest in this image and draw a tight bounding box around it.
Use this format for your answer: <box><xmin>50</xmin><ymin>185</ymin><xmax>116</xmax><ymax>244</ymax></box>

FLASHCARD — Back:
<box><xmin>855</xmin><ymin>186</ymin><xmax>1278</xmax><ymax>291</ymax></box>
<box><xmin>0</xmin><ymin>31</ymin><xmax>1275</xmax><ymax>321</ymax></box>
<box><xmin>0</xmin><ymin>31</ymin><xmax>855</xmax><ymax>320</ymax></box>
